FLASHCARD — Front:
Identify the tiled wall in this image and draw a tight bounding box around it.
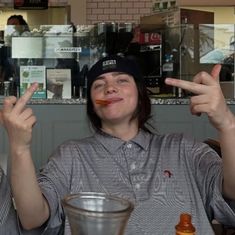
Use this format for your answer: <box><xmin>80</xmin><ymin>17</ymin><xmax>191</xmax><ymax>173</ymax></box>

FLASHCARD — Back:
<box><xmin>86</xmin><ymin>0</ymin><xmax>153</xmax><ymax>24</ymax></box>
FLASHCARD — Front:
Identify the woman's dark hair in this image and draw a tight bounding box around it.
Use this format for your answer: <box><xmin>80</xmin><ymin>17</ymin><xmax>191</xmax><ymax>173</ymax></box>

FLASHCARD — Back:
<box><xmin>86</xmin><ymin>67</ymin><xmax>152</xmax><ymax>133</ymax></box>
<box><xmin>7</xmin><ymin>15</ymin><xmax>30</xmax><ymax>32</ymax></box>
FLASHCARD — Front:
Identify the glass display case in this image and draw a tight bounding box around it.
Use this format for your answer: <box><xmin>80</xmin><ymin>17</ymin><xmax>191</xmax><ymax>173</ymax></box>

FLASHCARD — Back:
<box><xmin>0</xmin><ymin>24</ymin><xmax>100</xmax><ymax>99</ymax></box>
<box><xmin>178</xmin><ymin>23</ymin><xmax>235</xmax><ymax>98</ymax></box>
<box><xmin>0</xmin><ymin>23</ymin><xmax>140</xmax><ymax>100</ymax></box>
<box><xmin>145</xmin><ymin>23</ymin><xmax>235</xmax><ymax>98</ymax></box>
<box><xmin>0</xmin><ymin>23</ymin><xmax>234</xmax><ymax>100</ymax></box>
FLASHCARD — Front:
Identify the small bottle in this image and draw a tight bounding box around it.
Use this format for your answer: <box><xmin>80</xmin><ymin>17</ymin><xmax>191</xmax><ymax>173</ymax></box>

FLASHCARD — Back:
<box><xmin>175</xmin><ymin>213</ymin><xmax>196</xmax><ymax>235</ymax></box>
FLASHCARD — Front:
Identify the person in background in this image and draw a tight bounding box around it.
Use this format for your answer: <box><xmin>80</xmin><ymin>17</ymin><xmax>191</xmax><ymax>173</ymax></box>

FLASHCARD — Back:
<box><xmin>0</xmin><ymin>15</ymin><xmax>30</xmax><ymax>94</ymax></box>
<box><xmin>4</xmin><ymin>14</ymin><xmax>30</xmax><ymax>47</ymax></box>
<box><xmin>1</xmin><ymin>55</ymin><xmax>235</xmax><ymax>234</ymax></box>
<box><xmin>6</xmin><ymin>15</ymin><xmax>30</xmax><ymax>36</ymax></box>
<box><xmin>0</xmin><ymin>44</ymin><xmax>13</xmax><ymax>82</ymax></box>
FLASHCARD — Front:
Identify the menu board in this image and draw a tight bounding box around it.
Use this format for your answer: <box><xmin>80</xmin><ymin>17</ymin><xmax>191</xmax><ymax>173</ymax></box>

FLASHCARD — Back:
<box><xmin>20</xmin><ymin>66</ymin><xmax>46</xmax><ymax>99</ymax></box>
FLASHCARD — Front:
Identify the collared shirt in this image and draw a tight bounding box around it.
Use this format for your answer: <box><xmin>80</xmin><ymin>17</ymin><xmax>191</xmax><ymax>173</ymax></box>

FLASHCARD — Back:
<box><xmin>0</xmin><ymin>166</ymin><xmax>20</xmax><ymax>235</ymax></box>
<box><xmin>38</xmin><ymin>130</ymin><xmax>235</xmax><ymax>235</ymax></box>
<box><xmin>0</xmin><ymin>167</ymin><xmax>46</xmax><ymax>235</ymax></box>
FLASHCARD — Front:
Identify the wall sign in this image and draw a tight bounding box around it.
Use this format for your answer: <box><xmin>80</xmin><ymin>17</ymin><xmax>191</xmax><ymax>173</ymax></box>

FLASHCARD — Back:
<box><xmin>14</xmin><ymin>0</ymin><xmax>48</xmax><ymax>10</ymax></box>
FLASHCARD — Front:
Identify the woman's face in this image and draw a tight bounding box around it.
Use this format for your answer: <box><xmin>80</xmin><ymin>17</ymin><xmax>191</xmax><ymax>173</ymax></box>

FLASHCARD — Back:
<box><xmin>91</xmin><ymin>72</ymin><xmax>138</xmax><ymax>126</ymax></box>
<box><xmin>7</xmin><ymin>18</ymin><xmax>23</xmax><ymax>33</ymax></box>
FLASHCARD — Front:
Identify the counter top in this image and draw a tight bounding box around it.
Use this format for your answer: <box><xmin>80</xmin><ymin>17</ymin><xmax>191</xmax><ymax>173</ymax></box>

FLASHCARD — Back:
<box><xmin>151</xmin><ymin>98</ymin><xmax>235</xmax><ymax>105</ymax></box>
<box><xmin>0</xmin><ymin>98</ymin><xmax>234</xmax><ymax>105</ymax></box>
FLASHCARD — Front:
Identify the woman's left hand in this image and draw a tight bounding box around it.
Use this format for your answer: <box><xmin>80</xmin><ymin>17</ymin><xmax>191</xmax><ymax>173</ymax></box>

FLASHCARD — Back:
<box><xmin>165</xmin><ymin>64</ymin><xmax>233</xmax><ymax>132</ymax></box>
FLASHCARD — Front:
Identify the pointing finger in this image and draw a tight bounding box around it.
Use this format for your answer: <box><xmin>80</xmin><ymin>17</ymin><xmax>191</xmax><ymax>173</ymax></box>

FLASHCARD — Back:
<box><xmin>12</xmin><ymin>83</ymin><xmax>38</xmax><ymax>114</ymax></box>
<box><xmin>165</xmin><ymin>78</ymin><xmax>205</xmax><ymax>95</ymax></box>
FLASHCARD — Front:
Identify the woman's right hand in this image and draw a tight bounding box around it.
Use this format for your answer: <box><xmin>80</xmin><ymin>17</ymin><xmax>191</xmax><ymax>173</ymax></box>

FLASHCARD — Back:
<box><xmin>0</xmin><ymin>83</ymin><xmax>38</xmax><ymax>153</ymax></box>
<box><xmin>2</xmin><ymin>83</ymin><xmax>50</xmax><ymax>229</ymax></box>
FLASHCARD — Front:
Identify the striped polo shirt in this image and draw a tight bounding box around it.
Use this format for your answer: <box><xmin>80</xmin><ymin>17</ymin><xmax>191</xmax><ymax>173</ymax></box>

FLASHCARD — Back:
<box><xmin>0</xmin><ymin>167</ymin><xmax>20</xmax><ymax>235</ymax></box>
<box><xmin>38</xmin><ymin>130</ymin><xmax>235</xmax><ymax>235</ymax></box>
<box><xmin>0</xmin><ymin>166</ymin><xmax>47</xmax><ymax>235</ymax></box>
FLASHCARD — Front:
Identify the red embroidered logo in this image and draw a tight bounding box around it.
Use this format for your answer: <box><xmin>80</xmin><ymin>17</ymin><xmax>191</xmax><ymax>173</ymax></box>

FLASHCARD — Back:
<box><xmin>164</xmin><ymin>170</ymin><xmax>173</xmax><ymax>178</ymax></box>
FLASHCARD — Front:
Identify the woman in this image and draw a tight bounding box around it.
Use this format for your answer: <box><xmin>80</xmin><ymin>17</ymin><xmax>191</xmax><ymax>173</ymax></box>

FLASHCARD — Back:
<box><xmin>1</xmin><ymin>55</ymin><xmax>235</xmax><ymax>234</ymax></box>
<box><xmin>1</xmin><ymin>15</ymin><xmax>30</xmax><ymax>89</ymax></box>
<box><xmin>7</xmin><ymin>15</ymin><xmax>30</xmax><ymax>36</ymax></box>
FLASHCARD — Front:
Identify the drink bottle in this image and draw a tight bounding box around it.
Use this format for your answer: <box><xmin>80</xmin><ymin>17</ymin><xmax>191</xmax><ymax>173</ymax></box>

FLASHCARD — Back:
<box><xmin>175</xmin><ymin>213</ymin><xmax>196</xmax><ymax>235</ymax></box>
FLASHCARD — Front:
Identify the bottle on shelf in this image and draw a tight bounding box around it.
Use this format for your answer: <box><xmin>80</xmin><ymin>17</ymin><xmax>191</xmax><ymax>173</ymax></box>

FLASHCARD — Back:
<box><xmin>175</xmin><ymin>213</ymin><xmax>196</xmax><ymax>235</ymax></box>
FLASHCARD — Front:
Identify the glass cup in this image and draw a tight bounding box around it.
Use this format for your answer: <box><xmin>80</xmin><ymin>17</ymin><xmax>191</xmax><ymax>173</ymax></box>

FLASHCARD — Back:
<box><xmin>62</xmin><ymin>192</ymin><xmax>134</xmax><ymax>235</ymax></box>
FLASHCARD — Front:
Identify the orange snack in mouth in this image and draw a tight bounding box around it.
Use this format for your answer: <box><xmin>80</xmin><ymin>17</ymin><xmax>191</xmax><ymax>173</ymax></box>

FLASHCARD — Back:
<box><xmin>95</xmin><ymin>99</ymin><xmax>112</xmax><ymax>105</ymax></box>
